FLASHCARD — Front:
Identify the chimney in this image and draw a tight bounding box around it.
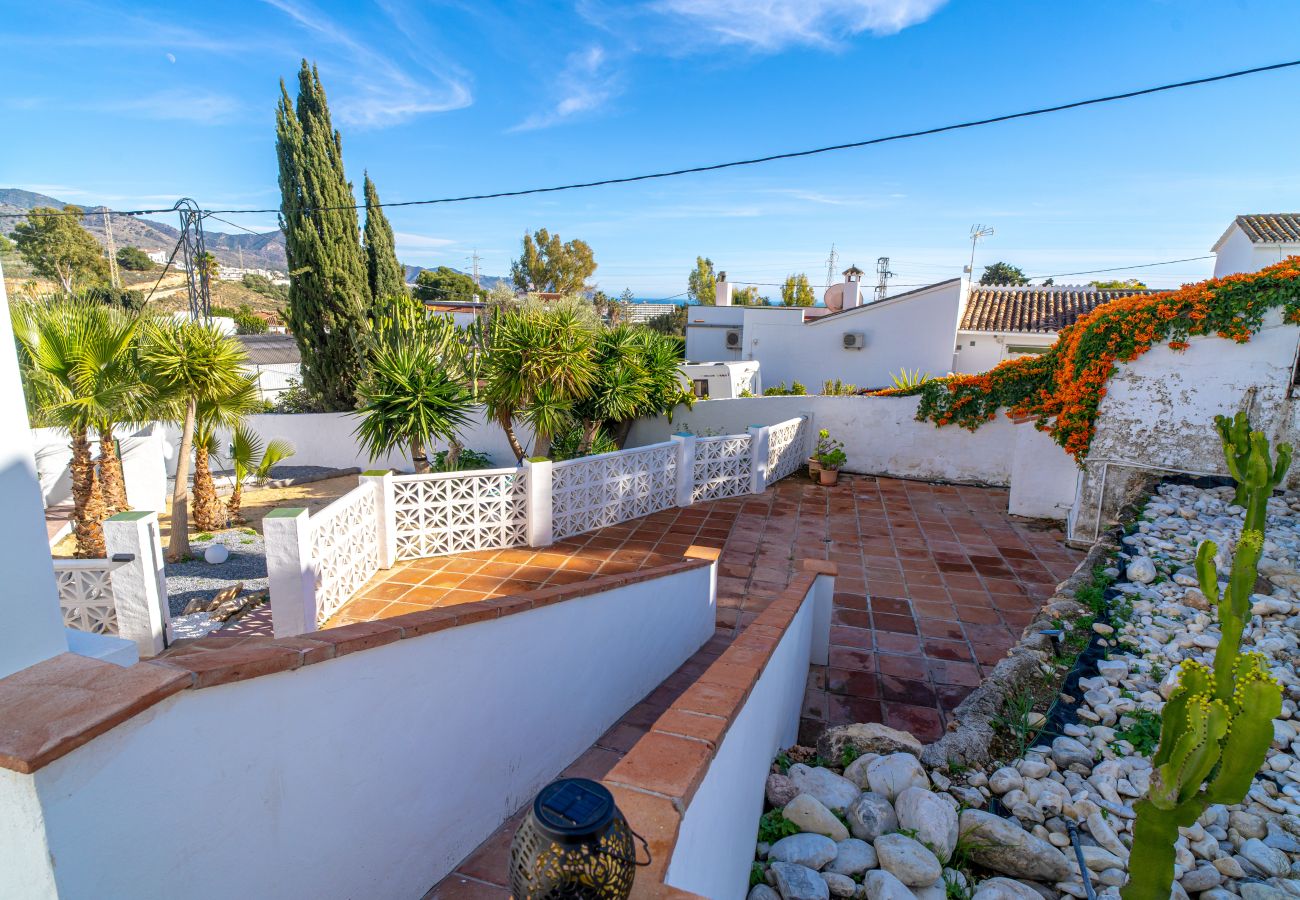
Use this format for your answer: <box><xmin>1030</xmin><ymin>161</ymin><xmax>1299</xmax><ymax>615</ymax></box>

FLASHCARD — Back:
<box><xmin>841</xmin><ymin>265</ymin><xmax>864</xmax><ymax>309</ymax></box>
<box><xmin>715</xmin><ymin>270</ymin><xmax>733</xmax><ymax>306</ymax></box>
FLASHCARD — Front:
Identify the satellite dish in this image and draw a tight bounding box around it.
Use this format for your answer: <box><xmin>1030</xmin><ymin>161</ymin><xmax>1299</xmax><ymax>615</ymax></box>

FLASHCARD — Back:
<box><xmin>823</xmin><ymin>283</ymin><xmax>845</xmax><ymax>312</ymax></box>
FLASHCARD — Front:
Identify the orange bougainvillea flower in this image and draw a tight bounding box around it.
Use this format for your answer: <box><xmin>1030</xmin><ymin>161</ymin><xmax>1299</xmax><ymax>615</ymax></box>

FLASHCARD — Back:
<box><xmin>905</xmin><ymin>256</ymin><xmax>1300</xmax><ymax>462</ymax></box>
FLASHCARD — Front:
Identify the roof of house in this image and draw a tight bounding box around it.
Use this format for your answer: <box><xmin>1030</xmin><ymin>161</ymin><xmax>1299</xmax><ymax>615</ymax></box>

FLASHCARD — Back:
<box><xmin>959</xmin><ymin>285</ymin><xmax>1155</xmax><ymax>334</ymax></box>
<box><xmin>238</xmin><ymin>334</ymin><xmax>300</xmax><ymax>365</ymax></box>
<box><xmin>1232</xmin><ymin>214</ymin><xmax>1300</xmax><ymax>245</ymax></box>
<box><xmin>807</xmin><ymin>278</ymin><xmax>961</xmax><ymax>324</ymax></box>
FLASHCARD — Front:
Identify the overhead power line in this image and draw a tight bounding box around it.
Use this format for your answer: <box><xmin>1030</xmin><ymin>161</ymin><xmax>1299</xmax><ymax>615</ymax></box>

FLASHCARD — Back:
<box><xmin>1026</xmin><ymin>255</ymin><xmax>1214</xmax><ymax>281</ymax></box>
<box><xmin>3</xmin><ymin>58</ymin><xmax>1298</xmax><ymax>222</ymax></box>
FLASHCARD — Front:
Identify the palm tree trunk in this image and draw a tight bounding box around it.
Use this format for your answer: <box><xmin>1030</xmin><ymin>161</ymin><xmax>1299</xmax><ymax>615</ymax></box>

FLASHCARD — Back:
<box><xmin>577</xmin><ymin>420</ymin><xmax>602</xmax><ymax>455</ymax></box>
<box><xmin>192</xmin><ymin>445</ymin><xmax>226</xmax><ymax>531</ymax></box>
<box><xmin>69</xmin><ymin>427</ymin><xmax>108</xmax><ymax>558</ymax></box>
<box><xmin>167</xmin><ymin>398</ymin><xmax>196</xmax><ymax>561</ymax></box>
<box><xmin>611</xmin><ymin>418</ymin><xmax>635</xmax><ymax>450</ymax></box>
<box><xmin>446</xmin><ymin>437</ymin><xmax>462</xmax><ymax>470</ymax></box>
<box><xmin>533</xmin><ymin>431</ymin><xmax>551</xmax><ymax>460</ymax></box>
<box><xmin>497</xmin><ymin>407</ymin><xmax>526</xmax><ymax>462</ymax></box>
<box><xmin>97</xmin><ymin>429</ymin><xmax>130</xmax><ymax>515</ymax></box>
<box><xmin>227</xmin><ymin>481</ymin><xmax>245</xmax><ymax>525</ymax></box>
<box><xmin>411</xmin><ymin>437</ymin><xmax>430</xmax><ymax>474</ymax></box>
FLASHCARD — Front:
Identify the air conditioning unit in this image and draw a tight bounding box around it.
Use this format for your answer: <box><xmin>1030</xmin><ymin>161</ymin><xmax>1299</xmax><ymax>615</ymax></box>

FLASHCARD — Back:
<box><xmin>725</xmin><ymin>329</ymin><xmax>743</xmax><ymax>349</ymax></box>
<box><xmin>842</xmin><ymin>332</ymin><xmax>866</xmax><ymax>350</ymax></box>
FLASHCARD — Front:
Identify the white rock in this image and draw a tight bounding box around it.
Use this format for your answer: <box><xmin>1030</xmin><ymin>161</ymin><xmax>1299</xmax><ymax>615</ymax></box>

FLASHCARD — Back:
<box><xmin>769</xmin><ymin>833</ymin><xmax>838</xmax><ymax>870</ymax></box>
<box><xmin>820</xmin><ymin>871</ymin><xmax>856</xmax><ymax>898</ymax></box>
<box><xmin>204</xmin><ymin>543</ymin><xmax>229</xmax><ymax>565</ymax></box>
<box><xmin>770</xmin><ymin>861</ymin><xmax>831</xmax><ymax>900</ymax></box>
<box><xmin>783</xmin><ymin>794</ymin><xmax>849</xmax><ymax>842</ymax></box>
<box><xmin>862</xmin><ymin>870</ymin><xmax>914</xmax><ymax>900</ymax></box>
<box><xmin>874</xmin><ymin>833</ymin><xmax>942</xmax><ymax>888</ymax></box>
<box><xmin>894</xmin><ymin>787</ymin><xmax>958</xmax><ymax>863</ymax></box>
<box><xmin>865</xmin><ymin>753</ymin><xmax>928</xmax><ymax>802</ymax></box>
<box><xmin>989</xmin><ymin>766</ymin><xmax>1024</xmax><ymax>795</ymax></box>
<box><xmin>845</xmin><ymin>792</ymin><xmax>897</xmax><ymax>843</ymax></box>
<box><xmin>971</xmin><ymin>877</ymin><xmax>1045</xmax><ymax>900</ymax></box>
<box><xmin>1127</xmin><ymin>557</ymin><xmax>1157</xmax><ymax>583</ymax></box>
<box><xmin>826</xmin><ymin>839</ymin><xmax>877</xmax><ymax>877</ymax></box>
<box><xmin>788</xmin><ymin>765</ymin><xmax>860</xmax><ymax>814</ymax></box>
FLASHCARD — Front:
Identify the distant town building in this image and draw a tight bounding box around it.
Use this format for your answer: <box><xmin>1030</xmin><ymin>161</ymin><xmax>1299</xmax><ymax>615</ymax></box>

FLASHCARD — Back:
<box><xmin>624</xmin><ymin>303</ymin><xmax>679</xmax><ymax>324</ymax></box>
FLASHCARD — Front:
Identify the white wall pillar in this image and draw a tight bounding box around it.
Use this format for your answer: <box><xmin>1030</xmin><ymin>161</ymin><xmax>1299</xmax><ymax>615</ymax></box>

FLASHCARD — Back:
<box><xmin>748</xmin><ymin>425</ymin><xmax>771</xmax><ymax>494</ymax></box>
<box><xmin>670</xmin><ymin>432</ymin><xmax>697</xmax><ymax>507</ymax></box>
<box><xmin>715</xmin><ymin>279</ymin><xmax>734</xmax><ymax>307</ymax></box>
<box><xmin>264</xmin><ymin>507</ymin><xmax>316</xmax><ymax>637</ymax></box>
<box><xmin>361</xmin><ymin>471</ymin><xmax>397</xmax><ymax>568</ymax></box>
<box><xmin>522</xmin><ymin>459</ymin><xmax>553</xmax><ymax>547</ymax></box>
<box><xmin>103</xmin><ymin>511</ymin><xmax>170</xmax><ymax>657</ymax></box>
<box><xmin>842</xmin><ymin>280</ymin><xmax>861</xmax><ymax>309</ymax></box>
<box><xmin>0</xmin><ymin>260</ymin><xmax>67</xmax><ymax>677</ymax></box>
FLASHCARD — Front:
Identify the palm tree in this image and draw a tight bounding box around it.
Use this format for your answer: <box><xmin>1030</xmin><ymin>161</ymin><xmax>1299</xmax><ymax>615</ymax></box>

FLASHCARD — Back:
<box><xmin>138</xmin><ymin>319</ymin><xmax>248</xmax><ymax>560</ymax></box>
<box><xmin>354</xmin><ymin>338</ymin><xmax>473</xmax><ymax>473</ymax></box>
<box><xmin>572</xmin><ymin>327</ymin><xmax>693</xmax><ymax>453</ymax></box>
<box><xmin>191</xmin><ymin>376</ymin><xmax>261</xmax><ymax>531</ymax></box>
<box><xmin>227</xmin><ymin>426</ymin><xmax>294</xmax><ymax>524</ymax></box>
<box><xmin>13</xmin><ymin>298</ymin><xmax>142</xmax><ymax>557</ymax></box>
<box><xmin>481</xmin><ymin>297</ymin><xmax>598</xmax><ymax>461</ymax></box>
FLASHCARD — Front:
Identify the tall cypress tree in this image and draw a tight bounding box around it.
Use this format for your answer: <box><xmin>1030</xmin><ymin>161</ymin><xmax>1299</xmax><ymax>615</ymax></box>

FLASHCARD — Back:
<box><xmin>276</xmin><ymin>60</ymin><xmax>370</xmax><ymax>410</ymax></box>
<box><xmin>362</xmin><ymin>173</ymin><xmax>407</xmax><ymax>305</ymax></box>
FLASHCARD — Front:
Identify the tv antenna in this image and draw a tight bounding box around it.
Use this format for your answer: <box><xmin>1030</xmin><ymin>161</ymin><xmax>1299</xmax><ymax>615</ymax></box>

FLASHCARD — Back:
<box><xmin>967</xmin><ymin>224</ymin><xmax>994</xmax><ymax>280</ymax></box>
<box><xmin>874</xmin><ymin>257</ymin><xmax>894</xmax><ymax>303</ymax></box>
<box><xmin>824</xmin><ymin>243</ymin><xmax>839</xmax><ymax>290</ymax></box>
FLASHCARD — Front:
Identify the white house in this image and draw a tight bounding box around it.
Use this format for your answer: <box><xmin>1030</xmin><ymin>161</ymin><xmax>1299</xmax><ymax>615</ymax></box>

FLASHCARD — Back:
<box><xmin>952</xmin><ymin>285</ymin><xmax>1153</xmax><ymax>373</ymax></box>
<box><xmin>1212</xmin><ymin>214</ymin><xmax>1300</xmax><ymax>278</ymax></box>
<box><xmin>680</xmin><ymin>360</ymin><xmax>761</xmax><ymax>398</ymax></box>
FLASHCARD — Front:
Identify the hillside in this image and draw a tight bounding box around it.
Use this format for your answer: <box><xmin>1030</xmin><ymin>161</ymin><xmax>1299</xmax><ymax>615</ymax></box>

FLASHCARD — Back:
<box><xmin>403</xmin><ymin>263</ymin><xmax>509</xmax><ymax>291</ymax></box>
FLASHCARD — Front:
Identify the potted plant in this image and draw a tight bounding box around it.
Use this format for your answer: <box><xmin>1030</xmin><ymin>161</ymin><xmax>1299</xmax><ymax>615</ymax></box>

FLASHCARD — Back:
<box><xmin>809</xmin><ymin>428</ymin><xmax>834</xmax><ymax>480</ymax></box>
<box><xmin>814</xmin><ymin>433</ymin><xmax>846</xmax><ymax>486</ymax></box>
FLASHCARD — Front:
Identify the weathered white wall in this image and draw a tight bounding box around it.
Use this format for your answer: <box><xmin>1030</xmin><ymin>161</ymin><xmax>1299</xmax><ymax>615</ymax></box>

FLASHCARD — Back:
<box><xmin>750</xmin><ymin>281</ymin><xmax>963</xmax><ymax>391</ymax></box>
<box><xmin>1008</xmin><ymin>422</ymin><xmax>1079</xmax><ymax>520</ymax></box>
<box><xmin>666</xmin><ymin>578</ymin><xmax>817</xmax><ymax>900</ymax></box>
<box><xmin>633</xmin><ymin>395</ymin><xmax>1020</xmax><ymax>486</ymax></box>
<box><xmin>3</xmin><ymin>564</ymin><xmax>717</xmax><ymax>900</ymax></box>
<box><xmin>1213</xmin><ymin>225</ymin><xmax>1296</xmax><ymax>278</ymax></box>
<box><xmin>1071</xmin><ymin>312</ymin><xmax>1300</xmax><ymax>542</ymax></box>
<box><xmin>0</xmin><ymin>269</ymin><xmax>68</xmax><ymax>677</ymax></box>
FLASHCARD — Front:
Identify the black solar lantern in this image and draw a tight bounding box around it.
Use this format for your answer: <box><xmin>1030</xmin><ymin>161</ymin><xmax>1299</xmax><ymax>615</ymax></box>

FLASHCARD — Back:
<box><xmin>509</xmin><ymin>778</ymin><xmax>647</xmax><ymax>899</ymax></box>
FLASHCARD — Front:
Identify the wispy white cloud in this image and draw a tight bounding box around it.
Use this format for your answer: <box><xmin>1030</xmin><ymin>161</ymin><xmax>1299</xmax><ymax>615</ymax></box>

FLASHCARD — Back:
<box><xmin>263</xmin><ymin>0</ymin><xmax>471</xmax><ymax>128</ymax></box>
<box><xmin>103</xmin><ymin>89</ymin><xmax>243</xmax><ymax>124</ymax></box>
<box><xmin>509</xmin><ymin>45</ymin><xmax>621</xmax><ymax>132</ymax></box>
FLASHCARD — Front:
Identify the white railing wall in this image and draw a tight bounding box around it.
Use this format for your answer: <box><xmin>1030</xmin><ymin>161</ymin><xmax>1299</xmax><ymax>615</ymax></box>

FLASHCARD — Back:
<box><xmin>265</xmin><ymin>415</ymin><xmax>811</xmax><ymax>637</ymax></box>
<box><xmin>53</xmin><ymin>559</ymin><xmax>124</xmax><ymax>635</ymax></box>
<box><xmin>309</xmin><ymin>481</ymin><xmax>383</xmax><ymax>626</ymax></box>
<box><xmin>391</xmin><ymin>467</ymin><xmax>528</xmax><ymax>559</ymax></box>
<box><xmin>551</xmin><ymin>441</ymin><xmax>678</xmax><ymax>540</ymax></box>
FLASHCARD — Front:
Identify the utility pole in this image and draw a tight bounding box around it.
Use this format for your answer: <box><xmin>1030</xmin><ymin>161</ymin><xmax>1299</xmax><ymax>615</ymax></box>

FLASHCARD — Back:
<box><xmin>468</xmin><ymin>249</ymin><xmax>481</xmax><ymax>286</ymax></box>
<box><xmin>102</xmin><ymin>209</ymin><xmax>120</xmax><ymax>289</ymax></box>
<box><xmin>968</xmin><ymin>224</ymin><xmax>994</xmax><ymax>281</ymax></box>
<box><xmin>824</xmin><ymin>243</ymin><xmax>839</xmax><ymax>290</ymax></box>
<box><xmin>174</xmin><ymin>199</ymin><xmax>211</xmax><ymax>322</ymax></box>
<box><xmin>874</xmin><ymin>256</ymin><xmax>893</xmax><ymax>303</ymax></box>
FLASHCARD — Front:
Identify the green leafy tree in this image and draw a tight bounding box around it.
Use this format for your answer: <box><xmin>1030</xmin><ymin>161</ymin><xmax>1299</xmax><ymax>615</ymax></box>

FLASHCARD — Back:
<box><xmin>482</xmin><ymin>297</ymin><xmax>598</xmax><ymax>460</ymax></box>
<box><xmin>979</xmin><ymin>261</ymin><xmax>1028</xmax><ymax>286</ymax></box>
<box><xmin>116</xmin><ymin>246</ymin><xmax>156</xmax><ymax>271</ymax></box>
<box><xmin>81</xmin><ymin>285</ymin><xmax>145</xmax><ymax>311</ymax></box>
<box><xmin>226</xmin><ymin>426</ymin><xmax>295</xmax><ymax>523</ymax></box>
<box><xmin>12</xmin><ymin>298</ymin><xmax>143</xmax><ymax>556</ymax></box>
<box><xmin>510</xmin><ymin>228</ymin><xmax>596</xmax><ymax>294</ymax></box>
<box><xmin>241</xmin><ymin>273</ymin><xmax>289</xmax><ymax>302</ymax></box>
<box><xmin>276</xmin><ymin>59</ymin><xmax>371</xmax><ymax>410</ymax></box>
<box><xmin>413</xmin><ymin>267</ymin><xmax>478</xmax><ymax>304</ymax></box>
<box><xmin>233</xmin><ymin>304</ymin><xmax>268</xmax><ymax>335</ymax></box>
<box><xmin>1090</xmin><ymin>278</ymin><xmax>1147</xmax><ymax>290</ymax></box>
<box><xmin>13</xmin><ymin>206</ymin><xmax>108</xmax><ymax>292</ymax></box>
<box><xmin>362</xmin><ymin>172</ymin><xmax>406</xmax><ymax>304</ymax></box>
<box><xmin>646</xmin><ymin>304</ymin><xmax>688</xmax><ymax>337</ymax></box>
<box><xmin>780</xmin><ymin>273</ymin><xmax>815</xmax><ymax>307</ymax></box>
<box><xmin>734</xmin><ymin>285</ymin><xmax>764</xmax><ymax>305</ymax></box>
<box><xmin>139</xmin><ymin>319</ymin><xmax>248</xmax><ymax>559</ymax></box>
<box><xmin>0</xmin><ymin>234</ymin><xmax>13</xmax><ymax>254</ymax></box>
<box><xmin>688</xmin><ymin>256</ymin><xmax>717</xmax><ymax>305</ymax></box>
<box><xmin>572</xmin><ymin>326</ymin><xmax>692</xmax><ymax>453</ymax></box>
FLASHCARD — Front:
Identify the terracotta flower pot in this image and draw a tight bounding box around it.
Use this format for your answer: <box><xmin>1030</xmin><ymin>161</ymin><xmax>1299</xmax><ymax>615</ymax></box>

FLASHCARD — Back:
<box><xmin>807</xmin><ymin>457</ymin><xmax>822</xmax><ymax>481</ymax></box>
<box><xmin>818</xmin><ymin>467</ymin><xmax>839</xmax><ymax>486</ymax></box>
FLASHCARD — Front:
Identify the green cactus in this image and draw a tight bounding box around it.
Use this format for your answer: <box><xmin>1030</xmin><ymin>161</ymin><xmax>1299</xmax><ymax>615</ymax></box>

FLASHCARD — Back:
<box><xmin>1121</xmin><ymin>415</ymin><xmax>1289</xmax><ymax>900</ymax></box>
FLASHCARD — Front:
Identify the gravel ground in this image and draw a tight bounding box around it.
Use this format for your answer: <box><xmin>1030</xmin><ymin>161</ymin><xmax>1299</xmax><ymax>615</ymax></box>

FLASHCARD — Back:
<box><xmin>165</xmin><ymin>528</ymin><xmax>267</xmax><ymax>617</ymax></box>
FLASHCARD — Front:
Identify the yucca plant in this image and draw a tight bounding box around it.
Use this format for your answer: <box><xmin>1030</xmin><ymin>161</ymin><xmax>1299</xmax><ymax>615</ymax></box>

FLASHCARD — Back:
<box><xmin>138</xmin><ymin>318</ymin><xmax>248</xmax><ymax>560</ymax></box>
<box><xmin>227</xmin><ymin>425</ymin><xmax>294</xmax><ymax>524</ymax></box>
<box><xmin>890</xmin><ymin>368</ymin><xmax>932</xmax><ymax>390</ymax></box>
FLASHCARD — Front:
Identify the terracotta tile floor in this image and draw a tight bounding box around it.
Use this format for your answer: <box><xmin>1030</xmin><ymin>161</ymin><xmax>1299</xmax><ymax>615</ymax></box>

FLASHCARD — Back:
<box><xmin>422</xmin><ymin>474</ymin><xmax>1081</xmax><ymax>895</ymax></box>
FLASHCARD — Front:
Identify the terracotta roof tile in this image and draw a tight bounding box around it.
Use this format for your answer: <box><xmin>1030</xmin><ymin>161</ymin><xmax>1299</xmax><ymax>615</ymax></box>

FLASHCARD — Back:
<box><xmin>1235</xmin><ymin>214</ymin><xmax>1300</xmax><ymax>244</ymax></box>
<box><xmin>960</xmin><ymin>285</ymin><xmax>1154</xmax><ymax>334</ymax></box>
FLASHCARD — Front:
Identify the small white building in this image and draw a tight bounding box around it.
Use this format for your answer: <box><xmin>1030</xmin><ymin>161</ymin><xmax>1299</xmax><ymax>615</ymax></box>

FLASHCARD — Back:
<box><xmin>625</xmin><ymin>302</ymin><xmax>679</xmax><ymax>324</ymax></box>
<box><xmin>680</xmin><ymin>360</ymin><xmax>761</xmax><ymax>399</ymax></box>
<box><xmin>1212</xmin><ymin>214</ymin><xmax>1300</xmax><ymax>278</ymax></box>
<box><xmin>952</xmin><ymin>285</ymin><xmax>1153</xmax><ymax>373</ymax></box>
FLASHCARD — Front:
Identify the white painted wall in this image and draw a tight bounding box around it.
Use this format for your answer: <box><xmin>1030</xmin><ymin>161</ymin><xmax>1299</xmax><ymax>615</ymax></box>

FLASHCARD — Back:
<box><xmin>633</xmin><ymin>395</ymin><xmax>1020</xmax><ymax>486</ymax></box>
<box><xmin>684</xmin><ymin>305</ymin><xmax>748</xmax><ymax>363</ymax></box>
<box><xmin>3</xmin><ymin>563</ymin><xmax>717</xmax><ymax>900</ymax></box>
<box><xmin>33</xmin><ymin>424</ymin><xmax>167</xmax><ymax>512</ymax></box>
<box><xmin>1008</xmin><ymin>423</ymin><xmax>1079</xmax><ymax>520</ymax></box>
<box><xmin>953</xmin><ymin>331</ymin><xmax>1055</xmax><ymax>375</ymax></box>
<box><xmin>681</xmin><ymin>361</ymin><xmax>761</xmax><ymax>398</ymax></box>
<box><xmin>1213</xmin><ymin>224</ymin><xmax>1297</xmax><ymax>278</ymax></box>
<box><xmin>666</xmin><ymin>577</ymin><xmax>818</xmax><ymax>900</ymax></box>
<box><xmin>0</xmin><ymin>266</ymin><xmax>67</xmax><ymax>677</ymax></box>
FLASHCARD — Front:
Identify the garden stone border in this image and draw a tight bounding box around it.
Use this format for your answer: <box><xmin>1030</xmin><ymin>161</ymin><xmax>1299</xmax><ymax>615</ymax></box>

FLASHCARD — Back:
<box><xmin>920</xmin><ymin>476</ymin><xmax>1157</xmax><ymax>771</ymax></box>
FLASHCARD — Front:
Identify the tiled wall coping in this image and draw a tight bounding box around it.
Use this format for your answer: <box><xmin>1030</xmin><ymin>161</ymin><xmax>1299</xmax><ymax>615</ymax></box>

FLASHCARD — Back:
<box><xmin>603</xmin><ymin>557</ymin><xmax>836</xmax><ymax>898</ymax></box>
<box><xmin>0</xmin><ymin>555</ymin><xmax>715</xmax><ymax>775</ymax></box>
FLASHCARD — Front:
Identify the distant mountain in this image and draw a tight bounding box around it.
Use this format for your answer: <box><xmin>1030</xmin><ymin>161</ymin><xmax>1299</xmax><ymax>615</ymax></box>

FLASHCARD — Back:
<box><xmin>403</xmin><ymin>263</ymin><xmax>509</xmax><ymax>292</ymax></box>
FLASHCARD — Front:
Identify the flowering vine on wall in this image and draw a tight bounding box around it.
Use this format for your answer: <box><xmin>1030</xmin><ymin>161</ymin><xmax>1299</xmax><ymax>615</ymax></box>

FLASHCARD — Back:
<box><xmin>875</xmin><ymin>257</ymin><xmax>1300</xmax><ymax>462</ymax></box>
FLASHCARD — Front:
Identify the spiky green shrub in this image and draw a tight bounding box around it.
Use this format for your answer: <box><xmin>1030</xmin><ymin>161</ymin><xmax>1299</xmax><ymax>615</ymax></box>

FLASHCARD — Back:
<box><xmin>1122</xmin><ymin>416</ymin><xmax>1290</xmax><ymax>900</ymax></box>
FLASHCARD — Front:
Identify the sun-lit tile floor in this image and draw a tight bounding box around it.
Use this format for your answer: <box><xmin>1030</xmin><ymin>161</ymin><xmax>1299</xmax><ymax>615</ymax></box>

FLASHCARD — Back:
<box><xmin>421</xmin><ymin>473</ymin><xmax>1082</xmax><ymax>896</ymax></box>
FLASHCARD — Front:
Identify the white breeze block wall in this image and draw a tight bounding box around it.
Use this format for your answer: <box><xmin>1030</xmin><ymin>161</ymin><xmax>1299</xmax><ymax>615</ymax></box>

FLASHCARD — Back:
<box><xmin>665</xmin><ymin>576</ymin><xmax>817</xmax><ymax>900</ymax></box>
<box><xmin>634</xmin><ymin>395</ymin><xmax>1020</xmax><ymax>486</ymax></box>
<box><xmin>5</xmin><ymin>564</ymin><xmax>717</xmax><ymax>900</ymax></box>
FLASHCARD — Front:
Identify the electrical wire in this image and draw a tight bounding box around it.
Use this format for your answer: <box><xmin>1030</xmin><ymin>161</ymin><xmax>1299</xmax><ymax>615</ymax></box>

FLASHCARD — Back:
<box><xmin>138</xmin><ymin>237</ymin><xmax>186</xmax><ymax>308</ymax></box>
<box><xmin>3</xmin><ymin>58</ymin><xmax>1298</xmax><ymax>220</ymax></box>
<box><xmin>1026</xmin><ymin>255</ymin><xmax>1214</xmax><ymax>281</ymax></box>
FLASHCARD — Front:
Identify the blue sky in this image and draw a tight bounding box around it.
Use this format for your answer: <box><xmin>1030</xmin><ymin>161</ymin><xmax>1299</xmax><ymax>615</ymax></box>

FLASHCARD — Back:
<box><xmin>3</xmin><ymin>0</ymin><xmax>1299</xmax><ymax>297</ymax></box>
